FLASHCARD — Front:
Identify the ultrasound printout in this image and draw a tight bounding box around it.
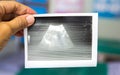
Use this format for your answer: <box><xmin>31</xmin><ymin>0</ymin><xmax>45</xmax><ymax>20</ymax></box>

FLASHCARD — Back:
<box><xmin>24</xmin><ymin>13</ymin><xmax>98</xmax><ymax>68</ymax></box>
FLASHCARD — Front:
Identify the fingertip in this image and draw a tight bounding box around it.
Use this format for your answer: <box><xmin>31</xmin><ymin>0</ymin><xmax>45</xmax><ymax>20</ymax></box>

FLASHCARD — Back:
<box><xmin>26</xmin><ymin>15</ymin><xmax>35</xmax><ymax>26</ymax></box>
<box><xmin>27</xmin><ymin>8</ymin><xmax>37</xmax><ymax>14</ymax></box>
<box><xmin>15</xmin><ymin>31</ymin><xmax>23</xmax><ymax>37</ymax></box>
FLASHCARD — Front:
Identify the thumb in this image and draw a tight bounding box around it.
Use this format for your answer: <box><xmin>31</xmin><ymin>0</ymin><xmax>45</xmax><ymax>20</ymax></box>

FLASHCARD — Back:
<box><xmin>8</xmin><ymin>15</ymin><xmax>35</xmax><ymax>34</ymax></box>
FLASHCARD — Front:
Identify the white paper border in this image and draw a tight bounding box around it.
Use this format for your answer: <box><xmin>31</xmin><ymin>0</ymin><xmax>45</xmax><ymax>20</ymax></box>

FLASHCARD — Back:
<box><xmin>24</xmin><ymin>13</ymin><xmax>98</xmax><ymax>68</ymax></box>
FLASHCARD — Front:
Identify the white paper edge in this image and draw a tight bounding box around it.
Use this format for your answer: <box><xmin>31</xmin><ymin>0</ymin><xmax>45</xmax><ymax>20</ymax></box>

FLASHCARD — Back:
<box><xmin>24</xmin><ymin>13</ymin><xmax>98</xmax><ymax>68</ymax></box>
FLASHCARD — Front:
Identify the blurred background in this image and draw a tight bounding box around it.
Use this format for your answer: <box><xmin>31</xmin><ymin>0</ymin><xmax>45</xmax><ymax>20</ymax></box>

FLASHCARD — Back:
<box><xmin>0</xmin><ymin>0</ymin><xmax>120</xmax><ymax>75</ymax></box>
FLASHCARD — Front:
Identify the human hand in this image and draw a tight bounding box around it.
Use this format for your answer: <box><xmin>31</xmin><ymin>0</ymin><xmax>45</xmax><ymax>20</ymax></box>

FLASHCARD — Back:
<box><xmin>0</xmin><ymin>1</ymin><xmax>36</xmax><ymax>50</ymax></box>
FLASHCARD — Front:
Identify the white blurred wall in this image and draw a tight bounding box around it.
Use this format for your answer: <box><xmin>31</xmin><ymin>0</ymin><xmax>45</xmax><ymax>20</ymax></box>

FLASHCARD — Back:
<box><xmin>49</xmin><ymin>0</ymin><xmax>120</xmax><ymax>41</ymax></box>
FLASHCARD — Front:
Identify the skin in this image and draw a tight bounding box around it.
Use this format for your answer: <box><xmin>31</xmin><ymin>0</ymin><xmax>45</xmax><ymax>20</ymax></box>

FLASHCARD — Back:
<box><xmin>0</xmin><ymin>1</ymin><xmax>36</xmax><ymax>50</ymax></box>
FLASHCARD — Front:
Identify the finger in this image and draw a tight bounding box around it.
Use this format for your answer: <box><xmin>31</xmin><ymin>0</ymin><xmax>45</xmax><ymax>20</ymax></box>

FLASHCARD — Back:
<box><xmin>7</xmin><ymin>14</ymin><xmax>35</xmax><ymax>34</ymax></box>
<box><xmin>0</xmin><ymin>22</ymin><xmax>11</xmax><ymax>51</ymax></box>
<box><xmin>15</xmin><ymin>30</ymin><xmax>23</xmax><ymax>37</ymax></box>
<box><xmin>2</xmin><ymin>13</ymin><xmax>15</xmax><ymax>21</ymax></box>
<box><xmin>15</xmin><ymin>33</ymin><xmax>23</xmax><ymax>37</ymax></box>
<box><xmin>0</xmin><ymin>1</ymin><xmax>36</xmax><ymax>20</ymax></box>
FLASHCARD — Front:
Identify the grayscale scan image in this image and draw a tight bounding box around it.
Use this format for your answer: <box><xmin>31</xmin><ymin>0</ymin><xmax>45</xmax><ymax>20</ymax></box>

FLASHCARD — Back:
<box><xmin>28</xmin><ymin>16</ymin><xmax>92</xmax><ymax>60</ymax></box>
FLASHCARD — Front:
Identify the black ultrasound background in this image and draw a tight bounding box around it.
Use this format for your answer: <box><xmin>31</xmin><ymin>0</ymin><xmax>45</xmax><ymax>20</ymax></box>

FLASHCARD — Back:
<box><xmin>28</xmin><ymin>16</ymin><xmax>92</xmax><ymax>46</ymax></box>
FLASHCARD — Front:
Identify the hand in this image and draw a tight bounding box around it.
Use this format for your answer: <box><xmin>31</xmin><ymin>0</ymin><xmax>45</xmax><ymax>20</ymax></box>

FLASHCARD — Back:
<box><xmin>0</xmin><ymin>1</ymin><xmax>36</xmax><ymax>50</ymax></box>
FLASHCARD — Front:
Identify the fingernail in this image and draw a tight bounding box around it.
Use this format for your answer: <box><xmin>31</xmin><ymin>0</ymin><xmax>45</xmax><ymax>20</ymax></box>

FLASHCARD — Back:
<box><xmin>26</xmin><ymin>15</ymin><xmax>35</xmax><ymax>26</ymax></box>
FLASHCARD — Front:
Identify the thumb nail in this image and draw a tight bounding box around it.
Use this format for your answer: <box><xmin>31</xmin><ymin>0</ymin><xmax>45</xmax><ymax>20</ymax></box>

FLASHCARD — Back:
<box><xmin>26</xmin><ymin>15</ymin><xmax>35</xmax><ymax>26</ymax></box>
